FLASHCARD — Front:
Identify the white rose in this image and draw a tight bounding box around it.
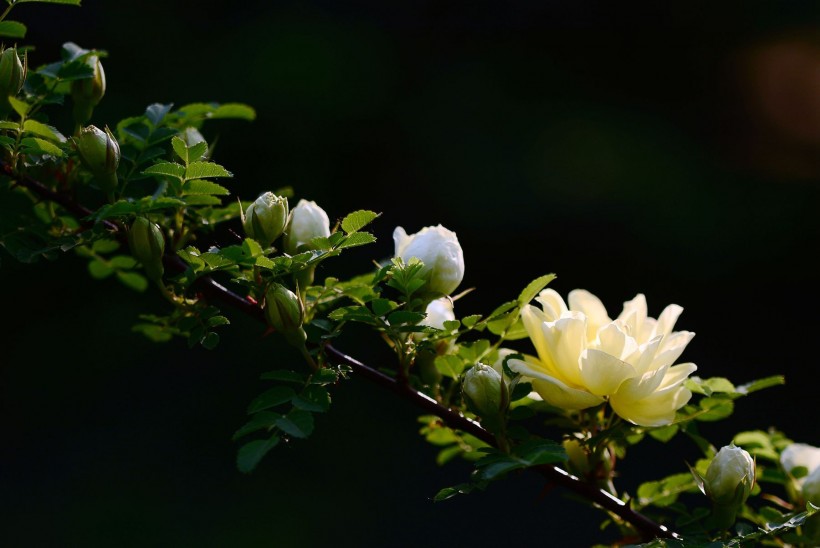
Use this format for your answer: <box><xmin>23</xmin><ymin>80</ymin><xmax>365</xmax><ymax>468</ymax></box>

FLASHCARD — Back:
<box><xmin>393</xmin><ymin>224</ymin><xmax>465</xmax><ymax>296</ymax></box>
<box><xmin>284</xmin><ymin>199</ymin><xmax>331</xmax><ymax>254</ymax></box>
<box><xmin>704</xmin><ymin>444</ymin><xmax>755</xmax><ymax>505</ymax></box>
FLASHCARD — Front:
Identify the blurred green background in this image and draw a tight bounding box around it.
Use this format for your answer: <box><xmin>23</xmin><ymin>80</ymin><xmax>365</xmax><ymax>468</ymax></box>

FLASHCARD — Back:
<box><xmin>3</xmin><ymin>0</ymin><xmax>820</xmax><ymax>545</ymax></box>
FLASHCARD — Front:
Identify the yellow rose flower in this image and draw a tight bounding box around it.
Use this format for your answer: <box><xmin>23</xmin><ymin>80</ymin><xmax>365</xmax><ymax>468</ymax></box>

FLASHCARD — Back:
<box><xmin>508</xmin><ymin>289</ymin><xmax>697</xmax><ymax>426</ymax></box>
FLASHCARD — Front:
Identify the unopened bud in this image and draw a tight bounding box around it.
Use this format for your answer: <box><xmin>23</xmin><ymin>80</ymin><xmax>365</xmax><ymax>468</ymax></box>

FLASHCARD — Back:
<box><xmin>75</xmin><ymin>125</ymin><xmax>120</xmax><ymax>193</ymax></box>
<box><xmin>284</xmin><ymin>199</ymin><xmax>330</xmax><ymax>254</ymax></box>
<box><xmin>265</xmin><ymin>283</ymin><xmax>306</xmax><ymax>346</ymax></box>
<box><xmin>128</xmin><ymin>217</ymin><xmax>165</xmax><ymax>282</ymax></box>
<box><xmin>462</xmin><ymin>363</ymin><xmax>507</xmax><ymax>421</ymax></box>
<box><xmin>243</xmin><ymin>192</ymin><xmax>289</xmax><ymax>248</ymax></box>
<box><xmin>704</xmin><ymin>444</ymin><xmax>755</xmax><ymax>506</ymax></box>
<box><xmin>0</xmin><ymin>47</ymin><xmax>26</xmax><ymax>100</ymax></box>
<box><xmin>71</xmin><ymin>55</ymin><xmax>105</xmax><ymax>124</ymax></box>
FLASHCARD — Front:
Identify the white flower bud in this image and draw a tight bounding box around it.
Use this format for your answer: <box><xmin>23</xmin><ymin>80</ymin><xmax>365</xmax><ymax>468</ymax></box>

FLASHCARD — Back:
<box><xmin>243</xmin><ymin>192</ymin><xmax>289</xmax><ymax>248</ymax></box>
<box><xmin>420</xmin><ymin>297</ymin><xmax>455</xmax><ymax>330</ymax></box>
<box><xmin>704</xmin><ymin>444</ymin><xmax>755</xmax><ymax>506</ymax></box>
<box><xmin>284</xmin><ymin>199</ymin><xmax>331</xmax><ymax>254</ymax></box>
<box><xmin>393</xmin><ymin>224</ymin><xmax>465</xmax><ymax>296</ymax></box>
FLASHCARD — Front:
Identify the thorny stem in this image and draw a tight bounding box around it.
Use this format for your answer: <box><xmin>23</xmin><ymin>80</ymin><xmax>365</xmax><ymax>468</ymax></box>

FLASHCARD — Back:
<box><xmin>4</xmin><ymin>163</ymin><xmax>679</xmax><ymax>543</ymax></box>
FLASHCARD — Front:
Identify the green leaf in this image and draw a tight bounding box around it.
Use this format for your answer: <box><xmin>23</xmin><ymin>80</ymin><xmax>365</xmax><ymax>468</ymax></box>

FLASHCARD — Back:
<box><xmin>292</xmin><ymin>385</ymin><xmax>331</xmax><ymax>413</ymax></box>
<box><xmin>433</xmin><ymin>483</ymin><xmax>480</xmax><ymax>502</ymax></box>
<box><xmin>20</xmin><ymin>137</ymin><xmax>63</xmax><ymax>156</ymax></box>
<box><xmin>185</xmin><ymin>161</ymin><xmax>232</xmax><ymax>179</ymax></box>
<box><xmin>237</xmin><ymin>436</ymin><xmax>280</xmax><ymax>474</ymax></box>
<box><xmin>246</xmin><ymin>386</ymin><xmax>295</xmax><ymax>414</ymax></box>
<box><xmin>145</xmin><ymin>103</ymin><xmax>172</xmax><ymax>127</ymax></box>
<box><xmin>648</xmin><ymin>424</ymin><xmax>679</xmax><ymax>443</ymax></box>
<box><xmin>369</xmin><ymin>298</ymin><xmax>397</xmax><ymax>317</ymax></box>
<box><xmin>275</xmin><ymin>409</ymin><xmax>314</xmax><ymax>438</ymax></box>
<box><xmin>0</xmin><ymin>20</ymin><xmax>26</xmax><ymax>39</ymax></box>
<box><xmin>201</xmin><ymin>332</ymin><xmax>220</xmax><ymax>350</ymax></box>
<box><xmin>518</xmin><ymin>274</ymin><xmax>557</xmax><ymax>305</ymax></box>
<box><xmin>182</xmin><ymin>195</ymin><xmax>222</xmax><ymax>206</ymax></box>
<box><xmin>337</xmin><ymin>232</ymin><xmax>376</xmax><ymax>249</ymax></box>
<box><xmin>206</xmin><ymin>315</ymin><xmax>230</xmax><ymax>327</ymax></box>
<box><xmin>211</xmin><ymin>103</ymin><xmax>256</xmax><ymax>120</ymax></box>
<box><xmin>0</xmin><ymin>121</ymin><xmax>19</xmax><ymax>130</ymax></box>
<box><xmin>309</xmin><ymin>368</ymin><xmax>339</xmax><ymax>385</ymax></box>
<box><xmin>462</xmin><ymin>315</ymin><xmax>481</xmax><ymax>328</ymax></box>
<box><xmin>171</xmin><ymin>136</ymin><xmax>188</xmax><ymax>163</ymax></box>
<box><xmin>233</xmin><ymin>412</ymin><xmax>280</xmax><ymax>440</ymax></box>
<box><xmin>91</xmin><ymin>239</ymin><xmax>119</xmax><ymax>254</ymax></box>
<box><xmin>93</xmin><ymin>197</ymin><xmax>185</xmax><ymax>220</ymax></box>
<box><xmin>115</xmin><ymin>271</ymin><xmax>148</xmax><ymax>292</ymax></box>
<box><xmin>387</xmin><ymin>310</ymin><xmax>426</xmax><ymax>325</ymax></box>
<box><xmin>182</xmin><ymin>179</ymin><xmax>230</xmax><ymax>196</ymax></box>
<box><xmin>187</xmin><ymin>141</ymin><xmax>208</xmax><ymax>162</ymax></box>
<box><xmin>143</xmin><ymin>161</ymin><xmax>185</xmax><ymax>180</ymax></box>
<box><xmin>109</xmin><ymin>255</ymin><xmax>137</xmax><ymax>269</ymax></box>
<box><xmin>696</xmin><ymin>396</ymin><xmax>734</xmax><ymax>421</ymax></box>
<box><xmin>132</xmin><ymin>323</ymin><xmax>173</xmax><ymax>343</ymax></box>
<box><xmin>341</xmin><ymin>210</ymin><xmax>379</xmax><ymax>234</ymax></box>
<box><xmin>88</xmin><ymin>259</ymin><xmax>113</xmax><ymax>279</ymax></box>
<box><xmin>8</xmin><ymin>96</ymin><xmax>29</xmax><ymax>117</ymax></box>
<box><xmin>435</xmin><ymin>355</ymin><xmax>464</xmax><ymax>379</ymax></box>
<box><xmin>22</xmin><ymin>120</ymin><xmax>66</xmax><ymax>143</ymax></box>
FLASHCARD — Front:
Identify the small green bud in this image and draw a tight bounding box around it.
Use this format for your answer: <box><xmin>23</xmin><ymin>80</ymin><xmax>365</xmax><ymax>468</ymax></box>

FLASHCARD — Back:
<box><xmin>265</xmin><ymin>283</ymin><xmax>306</xmax><ymax>346</ymax></box>
<box><xmin>243</xmin><ymin>192</ymin><xmax>289</xmax><ymax>248</ymax></box>
<box><xmin>128</xmin><ymin>217</ymin><xmax>165</xmax><ymax>282</ymax></box>
<box><xmin>462</xmin><ymin>363</ymin><xmax>507</xmax><ymax>424</ymax></box>
<box><xmin>0</xmin><ymin>47</ymin><xmax>26</xmax><ymax>101</ymax></box>
<box><xmin>75</xmin><ymin>125</ymin><xmax>120</xmax><ymax>193</ymax></box>
<box><xmin>71</xmin><ymin>55</ymin><xmax>106</xmax><ymax>124</ymax></box>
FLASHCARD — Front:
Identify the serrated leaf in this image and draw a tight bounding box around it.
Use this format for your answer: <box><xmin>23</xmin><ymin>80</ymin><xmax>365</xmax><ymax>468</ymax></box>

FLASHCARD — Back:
<box><xmin>0</xmin><ymin>21</ymin><xmax>26</xmax><ymax>39</ymax></box>
<box><xmin>171</xmin><ymin>136</ymin><xmax>188</xmax><ymax>163</ymax></box>
<box><xmin>518</xmin><ymin>274</ymin><xmax>557</xmax><ymax>305</ymax></box>
<box><xmin>182</xmin><ymin>195</ymin><xmax>222</xmax><ymax>206</ymax></box>
<box><xmin>237</xmin><ymin>436</ymin><xmax>280</xmax><ymax>474</ymax></box>
<box><xmin>20</xmin><ymin>137</ymin><xmax>63</xmax><ymax>156</ymax></box>
<box><xmin>143</xmin><ymin>161</ymin><xmax>185</xmax><ymax>180</ymax></box>
<box><xmin>462</xmin><ymin>314</ymin><xmax>481</xmax><ymax>328</ymax></box>
<box><xmin>434</xmin><ymin>483</ymin><xmax>477</xmax><ymax>502</ymax></box>
<box><xmin>116</xmin><ymin>271</ymin><xmax>148</xmax><ymax>292</ymax></box>
<box><xmin>93</xmin><ymin>197</ymin><xmax>184</xmax><ymax>220</ymax></box>
<box><xmin>246</xmin><ymin>386</ymin><xmax>295</xmax><ymax>414</ymax></box>
<box><xmin>185</xmin><ymin>161</ymin><xmax>232</xmax><ymax>179</ymax></box>
<box><xmin>275</xmin><ymin>409</ymin><xmax>314</xmax><ymax>438</ymax></box>
<box><xmin>435</xmin><ymin>355</ymin><xmax>464</xmax><ymax>379</ymax></box>
<box><xmin>341</xmin><ymin>210</ymin><xmax>379</xmax><ymax>234</ymax></box>
<box><xmin>187</xmin><ymin>141</ymin><xmax>208</xmax><ymax>162</ymax></box>
<box><xmin>292</xmin><ymin>385</ymin><xmax>331</xmax><ymax>413</ymax></box>
<box><xmin>387</xmin><ymin>310</ymin><xmax>426</xmax><ymax>325</ymax></box>
<box><xmin>337</xmin><ymin>232</ymin><xmax>376</xmax><ymax>249</ymax></box>
<box><xmin>182</xmin><ymin>179</ymin><xmax>230</xmax><ymax>196</ymax></box>
<box><xmin>206</xmin><ymin>315</ymin><xmax>230</xmax><ymax>327</ymax></box>
<box><xmin>23</xmin><ymin>120</ymin><xmax>66</xmax><ymax>142</ymax></box>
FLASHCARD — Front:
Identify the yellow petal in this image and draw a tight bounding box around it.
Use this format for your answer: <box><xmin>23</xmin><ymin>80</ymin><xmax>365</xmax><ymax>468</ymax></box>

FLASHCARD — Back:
<box><xmin>508</xmin><ymin>359</ymin><xmax>604</xmax><ymax>410</ymax></box>
<box><xmin>568</xmin><ymin>289</ymin><xmax>611</xmax><ymax>341</ymax></box>
<box><xmin>610</xmin><ymin>385</ymin><xmax>692</xmax><ymax>426</ymax></box>
<box><xmin>580</xmin><ymin>349</ymin><xmax>636</xmax><ymax>396</ymax></box>
<box><xmin>535</xmin><ymin>288</ymin><xmax>568</xmax><ymax>321</ymax></box>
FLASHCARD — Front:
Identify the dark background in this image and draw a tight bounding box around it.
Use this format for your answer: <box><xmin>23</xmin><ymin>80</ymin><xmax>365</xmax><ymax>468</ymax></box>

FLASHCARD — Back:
<box><xmin>3</xmin><ymin>1</ymin><xmax>820</xmax><ymax>546</ymax></box>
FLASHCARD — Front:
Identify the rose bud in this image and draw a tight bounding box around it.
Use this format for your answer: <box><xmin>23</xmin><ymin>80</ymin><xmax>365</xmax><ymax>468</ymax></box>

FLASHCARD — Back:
<box><xmin>393</xmin><ymin>224</ymin><xmax>465</xmax><ymax>297</ymax></box>
<box><xmin>71</xmin><ymin>55</ymin><xmax>106</xmax><ymax>124</ymax></box>
<box><xmin>243</xmin><ymin>192</ymin><xmax>289</xmax><ymax>248</ymax></box>
<box><xmin>128</xmin><ymin>217</ymin><xmax>165</xmax><ymax>282</ymax></box>
<box><xmin>75</xmin><ymin>125</ymin><xmax>120</xmax><ymax>194</ymax></box>
<box><xmin>284</xmin><ymin>199</ymin><xmax>331</xmax><ymax>254</ymax></box>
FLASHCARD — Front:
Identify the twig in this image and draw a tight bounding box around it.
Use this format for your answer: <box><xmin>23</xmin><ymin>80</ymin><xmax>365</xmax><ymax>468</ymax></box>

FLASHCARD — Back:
<box><xmin>3</xmin><ymin>163</ymin><xmax>678</xmax><ymax>542</ymax></box>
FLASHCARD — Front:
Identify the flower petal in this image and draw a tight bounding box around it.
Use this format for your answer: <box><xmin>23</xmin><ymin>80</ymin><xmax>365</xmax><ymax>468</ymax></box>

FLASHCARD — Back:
<box><xmin>541</xmin><ymin>313</ymin><xmax>587</xmax><ymax>387</ymax></box>
<box><xmin>610</xmin><ymin>385</ymin><xmax>692</xmax><ymax>426</ymax></box>
<box><xmin>580</xmin><ymin>349</ymin><xmax>636</xmax><ymax>395</ymax></box>
<box><xmin>535</xmin><ymin>288</ymin><xmax>568</xmax><ymax>322</ymax></box>
<box><xmin>595</xmin><ymin>322</ymin><xmax>638</xmax><ymax>361</ymax></box>
<box><xmin>618</xmin><ymin>294</ymin><xmax>647</xmax><ymax>338</ymax></box>
<box><xmin>508</xmin><ymin>359</ymin><xmax>604</xmax><ymax>410</ymax></box>
<box><xmin>569</xmin><ymin>289</ymin><xmax>611</xmax><ymax>341</ymax></box>
<box><xmin>652</xmin><ymin>331</ymin><xmax>695</xmax><ymax>370</ymax></box>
